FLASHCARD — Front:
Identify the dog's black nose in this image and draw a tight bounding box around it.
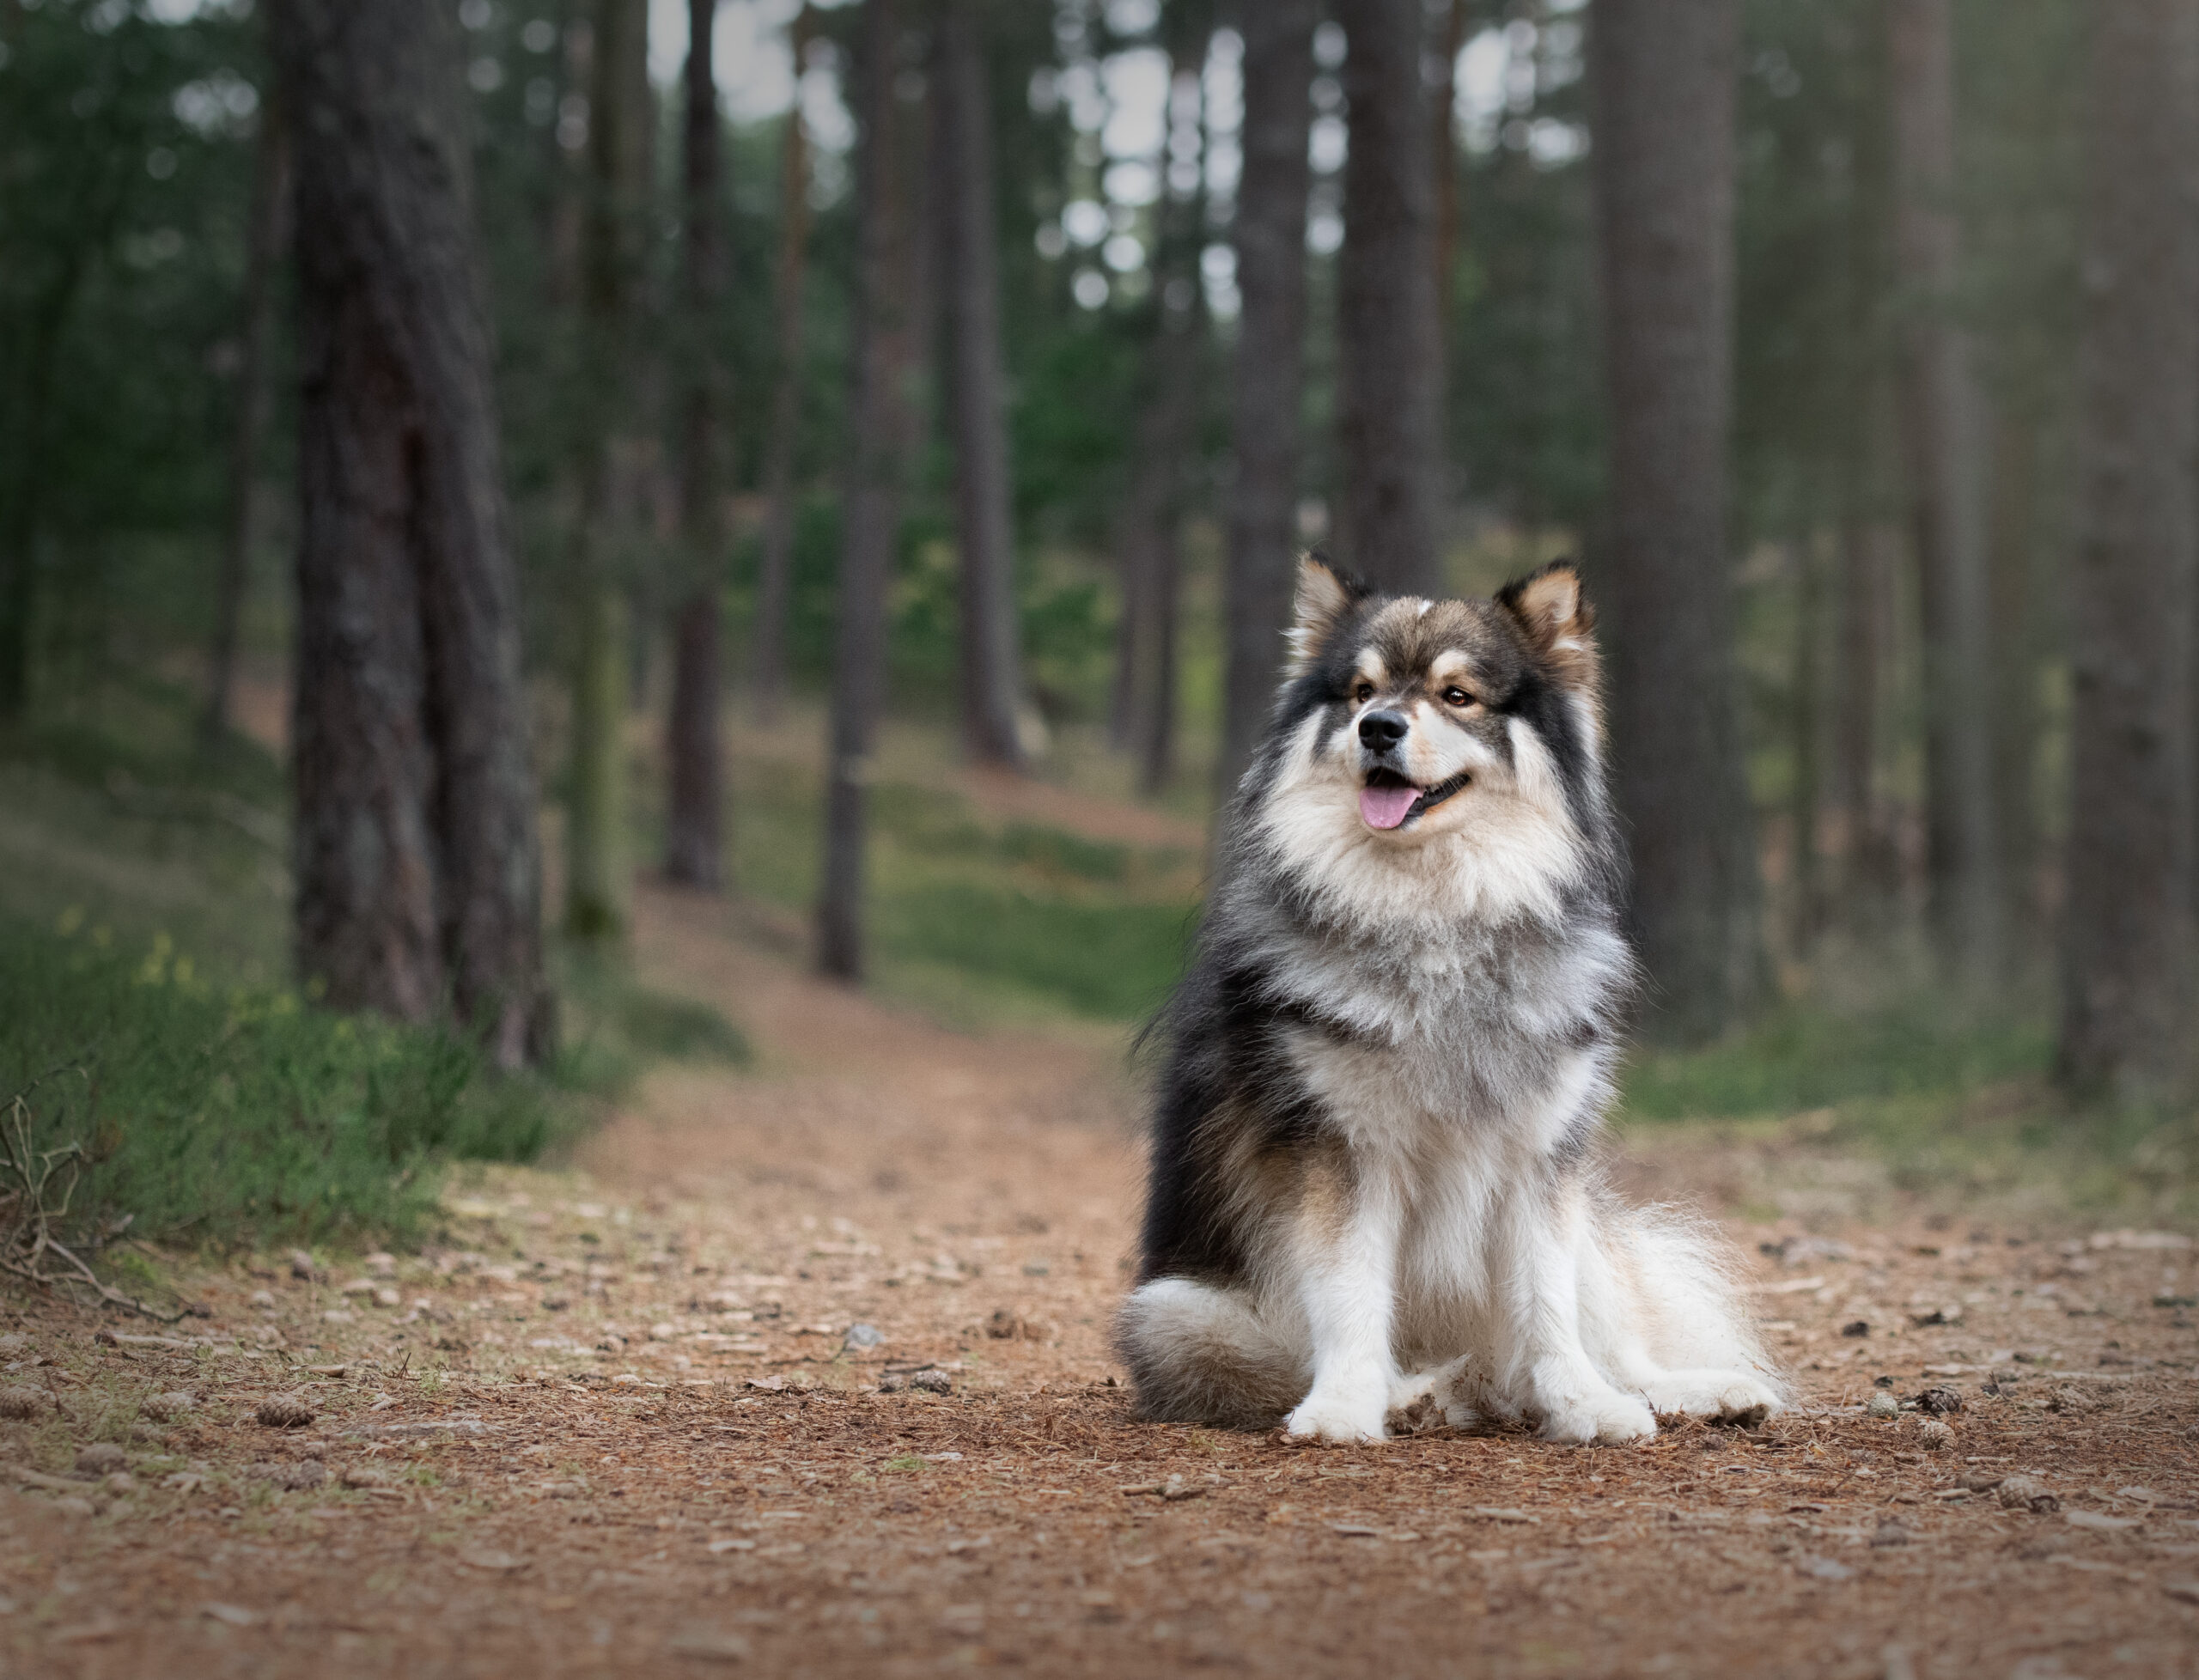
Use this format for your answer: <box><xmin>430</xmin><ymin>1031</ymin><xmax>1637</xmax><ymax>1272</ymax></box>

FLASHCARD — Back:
<box><xmin>1358</xmin><ymin>709</ymin><xmax>1408</xmax><ymax>750</ymax></box>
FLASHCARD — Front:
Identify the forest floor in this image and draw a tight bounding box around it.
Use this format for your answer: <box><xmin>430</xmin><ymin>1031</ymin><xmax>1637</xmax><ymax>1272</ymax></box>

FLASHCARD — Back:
<box><xmin>3</xmin><ymin>844</ymin><xmax>2198</xmax><ymax>1677</ymax></box>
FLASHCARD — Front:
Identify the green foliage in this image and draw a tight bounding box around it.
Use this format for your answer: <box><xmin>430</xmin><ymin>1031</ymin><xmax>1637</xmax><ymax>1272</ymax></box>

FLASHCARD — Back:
<box><xmin>0</xmin><ymin>916</ymin><xmax>580</xmax><ymax>1250</ymax></box>
<box><xmin>879</xmin><ymin>884</ymin><xmax>1193</xmax><ymax>1021</ymax></box>
<box><xmin>551</xmin><ymin>948</ymin><xmax>751</xmax><ymax>1096</ymax></box>
<box><xmin>1623</xmin><ymin>1000</ymin><xmax>2052</xmax><ymax>1122</ymax></box>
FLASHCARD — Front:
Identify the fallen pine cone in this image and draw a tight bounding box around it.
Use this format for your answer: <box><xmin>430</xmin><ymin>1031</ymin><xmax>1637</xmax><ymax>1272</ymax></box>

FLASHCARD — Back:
<box><xmin>255</xmin><ymin>1396</ymin><xmax>315</xmax><ymax>1429</ymax></box>
<box><xmin>0</xmin><ymin>1388</ymin><xmax>46</xmax><ymax>1421</ymax></box>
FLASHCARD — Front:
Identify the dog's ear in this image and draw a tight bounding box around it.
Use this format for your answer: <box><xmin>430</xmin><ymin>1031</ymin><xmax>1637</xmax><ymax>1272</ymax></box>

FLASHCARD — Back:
<box><xmin>1285</xmin><ymin>552</ymin><xmax>1367</xmax><ymax>675</ymax></box>
<box><xmin>1495</xmin><ymin>561</ymin><xmax>1597</xmax><ymax>691</ymax></box>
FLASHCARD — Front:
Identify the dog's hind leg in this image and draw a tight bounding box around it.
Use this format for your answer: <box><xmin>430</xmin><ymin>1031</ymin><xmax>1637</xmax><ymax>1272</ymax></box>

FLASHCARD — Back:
<box><xmin>1579</xmin><ymin>1204</ymin><xmax>1784</xmax><ymax>1425</ymax></box>
<box><xmin>1113</xmin><ymin>1277</ymin><xmax>1307</xmax><ymax>1428</ymax></box>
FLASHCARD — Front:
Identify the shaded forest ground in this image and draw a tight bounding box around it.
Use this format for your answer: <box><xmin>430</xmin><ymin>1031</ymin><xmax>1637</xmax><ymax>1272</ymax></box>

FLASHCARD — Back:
<box><xmin>3</xmin><ymin>675</ymin><xmax>2197</xmax><ymax>1677</ymax></box>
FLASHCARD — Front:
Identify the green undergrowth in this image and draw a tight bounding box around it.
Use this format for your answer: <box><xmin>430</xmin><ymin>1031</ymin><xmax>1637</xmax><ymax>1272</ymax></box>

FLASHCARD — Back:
<box><xmin>727</xmin><ymin>752</ymin><xmax>1204</xmax><ymax>1026</ymax></box>
<box><xmin>1620</xmin><ymin>997</ymin><xmax>2196</xmax><ymax>1218</ymax></box>
<box><xmin>1622</xmin><ymin>1002</ymin><xmax>2054</xmax><ymax>1122</ymax></box>
<box><xmin>551</xmin><ymin>947</ymin><xmax>752</xmax><ymax>1093</ymax></box>
<box><xmin>0</xmin><ymin>678</ymin><xmax>752</xmax><ymax>1255</ymax></box>
<box><xmin>0</xmin><ymin>915</ymin><xmax>580</xmax><ymax>1252</ymax></box>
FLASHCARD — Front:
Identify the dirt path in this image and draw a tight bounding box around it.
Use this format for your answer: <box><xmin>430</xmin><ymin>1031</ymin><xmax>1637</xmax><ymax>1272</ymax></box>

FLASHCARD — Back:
<box><xmin>4</xmin><ymin>881</ymin><xmax>2198</xmax><ymax>1678</ymax></box>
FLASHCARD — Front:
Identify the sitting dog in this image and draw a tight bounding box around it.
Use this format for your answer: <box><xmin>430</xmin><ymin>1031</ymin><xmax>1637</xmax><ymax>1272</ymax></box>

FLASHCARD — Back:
<box><xmin>1115</xmin><ymin>557</ymin><xmax>1782</xmax><ymax>1444</ymax></box>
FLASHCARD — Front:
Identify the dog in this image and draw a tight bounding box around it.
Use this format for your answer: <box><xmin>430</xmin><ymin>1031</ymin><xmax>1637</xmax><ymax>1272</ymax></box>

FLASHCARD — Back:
<box><xmin>1114</xmin><ymin>557</ymin><xmax>1782</xmax><ymax>1445</ymax></box>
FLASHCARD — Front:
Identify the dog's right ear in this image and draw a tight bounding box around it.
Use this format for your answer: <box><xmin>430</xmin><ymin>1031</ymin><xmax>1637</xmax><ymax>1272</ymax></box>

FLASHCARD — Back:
<box><xmin>1284</xmin><ymin>553</ymin><xmax>1365</xmax><ymax>676</ymax></box>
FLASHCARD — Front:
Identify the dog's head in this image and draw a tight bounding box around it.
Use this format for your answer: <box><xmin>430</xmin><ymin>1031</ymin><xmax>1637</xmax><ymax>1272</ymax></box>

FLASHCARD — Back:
<box><xmin>1243</xmin><ymin>556</ymin><xmax>1613</xmax><ymax>927</ymax></box>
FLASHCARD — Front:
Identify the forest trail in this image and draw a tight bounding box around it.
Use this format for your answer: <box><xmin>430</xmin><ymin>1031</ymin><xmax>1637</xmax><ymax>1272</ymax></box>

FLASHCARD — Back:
<box><xmin>4</xmin><ymin>876</ymin><xmax>2199</xmax><ymax>1678</ymax></box>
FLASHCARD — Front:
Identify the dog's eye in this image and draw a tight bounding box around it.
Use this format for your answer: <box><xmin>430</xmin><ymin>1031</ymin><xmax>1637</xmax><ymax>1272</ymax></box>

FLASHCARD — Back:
<box><xmin>1442</xmin><ymin>687</ymin><xmax>1475</xmax><ymax>708</ymax></box>
<box><xmin>1353</xmin><ymin>682</ymin><xmax>1375</xmax><ymax>704</ymax></box>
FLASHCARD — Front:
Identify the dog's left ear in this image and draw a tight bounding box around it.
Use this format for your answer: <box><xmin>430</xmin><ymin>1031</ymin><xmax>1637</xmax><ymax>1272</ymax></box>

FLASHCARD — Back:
<box><xmin>1495</xmin><ymin>561</ymin><xmax>1597</xmax><ymax>691</ymax></box>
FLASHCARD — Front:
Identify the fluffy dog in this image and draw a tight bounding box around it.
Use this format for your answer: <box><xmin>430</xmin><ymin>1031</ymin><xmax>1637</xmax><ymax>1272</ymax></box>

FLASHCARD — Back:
<box><xmin>1114</xmin><ymin>557</ymin><xmax>1782</xmax><ymax>1444</ymax></box>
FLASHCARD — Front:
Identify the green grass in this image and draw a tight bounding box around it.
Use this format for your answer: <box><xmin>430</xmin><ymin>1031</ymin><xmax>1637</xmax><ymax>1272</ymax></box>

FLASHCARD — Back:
<box><xmin>1</xmin><ymin>915</ymin><xmax>580</xmax><ymax>1251</ymax></box>
<box><xmin>725</xmin><ymin>749</ymin><xmax>1205</xmax><ymax>1026</ymax></box>
<box><xmin>1621</xmin><ymin>1003</ymin><xmax>2054</xmax><ymax>1122</ymax></box>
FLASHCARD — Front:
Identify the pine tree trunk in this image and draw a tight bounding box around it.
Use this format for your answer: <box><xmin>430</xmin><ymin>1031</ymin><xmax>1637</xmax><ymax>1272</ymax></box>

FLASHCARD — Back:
<box><xmin>935</xmin><ymin>0</ymin><xmax>1026</xmax><ymax>770</ymax></box>
<box><xmin>1591</xmin><ymin>0</ymin><xmax>1756</xmax><ymax>1042</ymax></box>
<box><xmin>1334</xmin><ymin>0</ymin><xmax>1444</xmax><ymax>596</ymax></box>
<box><xmin>202</xmin><ymin>102</ymin><xmax>291</xmax><ymax>750</ymax></box>
<box><xmin>2057</xmin><ymin>0</ymin><xmax>2199</xmax><ymax>1099</ymax></box>
<box><xmin>276</xmin><ymin>0</ymin><xmax>551</xmax><ymax>1068</ymax></box>
<box><xmin>1217</xmin><ymin>0</ymin><xmax>1314</xmax><ymax>801</ymax></box>
<box><xmin>1120</xmin><ymin>40</ymin><xmax>1209</xmax><ymax>796</ymax></box>
<box><xmin>752</xmin><ymin>7</ymin><xmax>813</xmax><ymax>727</ymax></box>
<box><xmin>663</xmin><ymin>0</ymin><xmax>726</xmax><ymax>890</ymax></box>
<box><xmin>1790</xmin><ymin>538</ymin><xmax>1826</xmax><ymax>954</ymax></box>
<box><xmin>1430</xmin><ymin>0</ymin><xmax>1466</xmax><ymax>339</ymax></box>
<box><xmin>1833</xmin><ymin>508</ymin><xmax>1901</xmax><ymax>919</ymax></box>
<box><xmin>1986</xmin><ymin>401</ymin><xmax>2039</xmax><ymax>933</ymax></box>
<box><xmin>1888</xmin><ymin>0</ymin><xmax>2000</xmax><ymax>976</ymax></box>
<box><xmin>563</xmin><ymin>0</ymin><xmax>652</xmax><ymax>941</ymax></box>
<box><xmin>818</xmin><ymin>0</ymin><xmax>923</xmax><ymax>981</ymax></box>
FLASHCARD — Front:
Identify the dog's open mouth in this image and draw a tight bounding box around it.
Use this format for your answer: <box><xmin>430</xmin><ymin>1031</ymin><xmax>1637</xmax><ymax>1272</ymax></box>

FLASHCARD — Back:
<box><xmin>1358</xmin><ymin>766</ymin><xmax>1471</xmax><ymax>831</ymax></box>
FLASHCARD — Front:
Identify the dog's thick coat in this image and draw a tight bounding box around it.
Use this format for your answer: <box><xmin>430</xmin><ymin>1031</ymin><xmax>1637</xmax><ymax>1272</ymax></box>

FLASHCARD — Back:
<box><xmin>1115</xmin><ymin>559</ymin><xmax>1781</xmax><ymax>1443</ymax></box>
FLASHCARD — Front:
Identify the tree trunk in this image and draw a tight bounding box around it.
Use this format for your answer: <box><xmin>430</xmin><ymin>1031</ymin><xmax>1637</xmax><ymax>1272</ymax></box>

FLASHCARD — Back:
<box><xmin>663</xmin><ymin>0</ymin><xmax>726</xmax><ymax>890</ymax></box>
<box><xmin>1333</xmin><ymin>0</ymin><xmax>1444</xmax><ymax>597</ymax></box>
<box><xmin>1591</xmin><ymin>0</ymin><xmax>1756</xmax><ymax>1042</ymax></box>
<box><xmin>1430</xmin><ymin>0</ymin><xmax>1466</xmax><ymax>338</ymax></box>
<box><xmin>1832</xmin><ymin>507</ymin><xmax>1902</xmax><ymax>919</ymax></box>
<box><xmin>1985</xmin><ymin>400</ymin><xmax>2039</xmax><ymax>934</ymax></box>
<box><xmin>935</xmin><ymin>0</ymin><xmax>1026</xmax><ymax>770</ymax></box>
<box><xmin>275</xmin><ymin>0</ymin><xmax>551</xmax><ymax>1068</ymax></box>
<box><xmin>1888</xmin><ymin>0</ymin><xmax>2000</xmax><ymax>977</ymax></box>
<box><xmin>202</xmin><ymin>101</ymin><xmax>292</xmax><ymax>750</ymax></box>
<box><xmin>563</xmin><ymin>0</ymin><xmax>652</xmax><ymax>941</ymax></box>
<box><xmin>1789</xmin><ymin>539</ymin><xmax>1826</xmax><ymax>955</ymax></box>
<box><xmin>752</xmin><ymin>5</ymin><xmax>814</xmax><ymax>726</ymax></box>
<box><xmin>1216</xmin><ymin>0</ymin><xmax>1314</xmax><ymax>802</ymax></box>
<box><xmin>818</xmin><ymin>0</ymin><xmax>923</xmax><ymax>981</ymax></box>
<box><xmin>1118</xmin><ymin>37</ymin><xmax>1209</xmax><ymax>795</ymax></box>
<box><xmin>2057</xmin><ymin>0</ymin><xmax>2199</xmax><ymax>1100</ymax></box>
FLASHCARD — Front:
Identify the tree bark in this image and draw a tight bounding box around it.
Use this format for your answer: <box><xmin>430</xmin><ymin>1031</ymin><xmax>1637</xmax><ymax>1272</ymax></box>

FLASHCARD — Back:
<box><xmin>1216</xmin><ymin>0</ymin><xmax>1314</xmax><ymax>802</ymax></box>
<box><xmin>1118</xmin><ymin>32</ymin><xmax>1209</xmax><ymax>795</ymax></box>
<box><xmin>1888</xmin><ymin>0</ymin><xmax>2000</xmax><ymax>976</ymax></box>
<box><xmin>1789</xmin><ymin>538</ymin><xmax>1826</xmax><ymax>954</ymax></box>
<box><xmin>203</xmin><ymin>100</ymin><xmax>292</xmax><ymax>750</ymax></box>
<box><xmin>1591</xmin><ymin>0</ymin><xmax>1756</xmax><ymax>1042</ymax></box>
<box><xmin>563</xmin><ymin>0</ymin><xmax>652</xmax><ymax>941</ymax></box>
<box><xmin>935</xmin><ymin>0</ymin><xmax>1026</xmax><ymax>769</ymax></box>
<box><xmin>1430</xmin><ymin>0</ymin><xmax>1466</xmax><ymax>340</ymax></box>
<box><xmin>663</xmin><ymin>0</ymin><xmax>727</xmax><ymax>890</ymax></box>
<box><xmin>2057</xmin><ymin>0</ymin><xmax>2199</xmax><ymax>1100</ymax></box>
<box><xmin>1985</xmin><ymin>399</ymin><xmax>2039</xmax><ymax>932</ymax></box>
<box><xmin>818</xmin><ymin>0</ymin><xmax>923</xmax><ymax>981</ymax></box>
<box><xmin>1334</xmin><ymin>0</ymin><xmax>1444</xmax><ymax>597</ymax></box>
<box><xmin>275</xmin><ymin>0</ymin><xmax>551</xmax><ymax>1068</ymax></box>
<box><xmin>752</xmin><ymin>5</ymin><xmax>814</xmax><ymax>726</ymax></box>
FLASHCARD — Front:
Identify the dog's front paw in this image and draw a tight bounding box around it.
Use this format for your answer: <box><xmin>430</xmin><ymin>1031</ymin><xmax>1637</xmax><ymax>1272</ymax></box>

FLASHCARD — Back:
<box><xmin>1387</xmin><ymin>1356</ymin><xmax>1479</xmax><ymax>1434</ymax></box>
<box><xmin>1639</xmin><ymin>1369</ymin><xmax>1783</xmax><ymax>1427</ymax></box>
<box><xmin>1284</xmin><ymin>1388</ymin><xmax>1388</xmax><ymax>1445</ymax></box>
<box><xmin>1534</xmin><ymin>1389</ymin><xmax>1656</xmax><ymax>1446</ymax></box>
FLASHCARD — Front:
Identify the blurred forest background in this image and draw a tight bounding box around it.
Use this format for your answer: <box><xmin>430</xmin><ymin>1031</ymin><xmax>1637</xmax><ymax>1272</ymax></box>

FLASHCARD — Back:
<box><xmin>3</xmin><ymin>0</ymin><xmax>2196</xmax><ymax>1271</ymax></box>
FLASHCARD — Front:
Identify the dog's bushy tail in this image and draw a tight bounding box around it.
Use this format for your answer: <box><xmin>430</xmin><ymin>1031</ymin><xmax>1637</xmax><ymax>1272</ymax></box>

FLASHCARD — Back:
<box><xmin>1113</xmin><ymin>1277</ymin><xmax>1308</xmax><ymax>1428</ymax></box>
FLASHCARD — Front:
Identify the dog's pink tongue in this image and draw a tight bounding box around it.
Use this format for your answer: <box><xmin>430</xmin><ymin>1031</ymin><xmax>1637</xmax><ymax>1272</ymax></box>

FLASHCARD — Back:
<box><xmin>1358</xmin><ymin>782</ymin><xmax>1419</xmax><ymax>831</ymax></box>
